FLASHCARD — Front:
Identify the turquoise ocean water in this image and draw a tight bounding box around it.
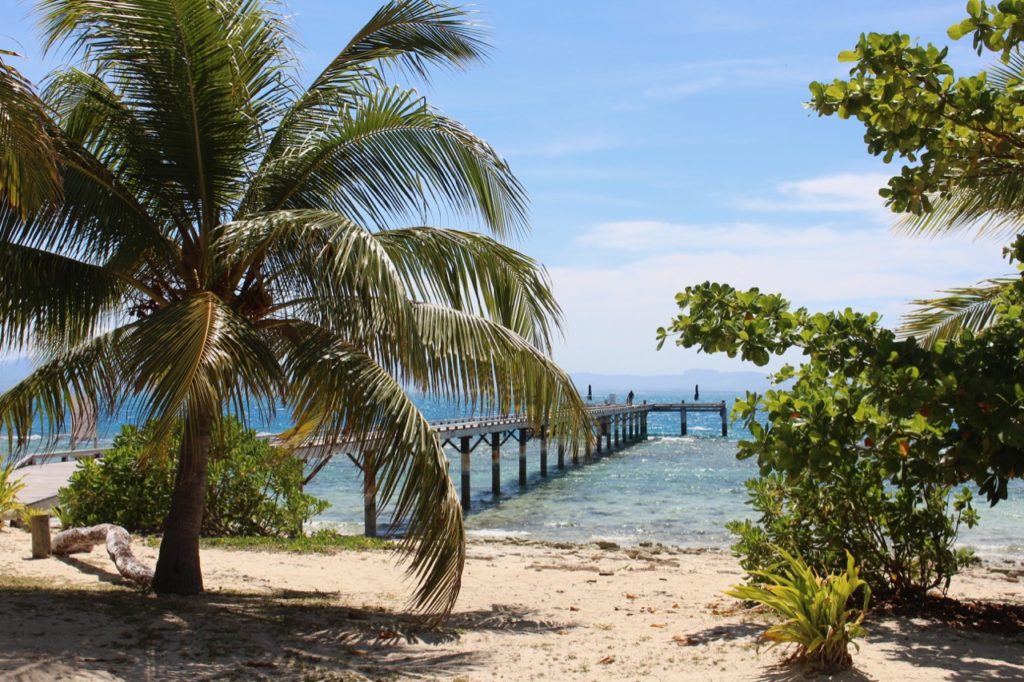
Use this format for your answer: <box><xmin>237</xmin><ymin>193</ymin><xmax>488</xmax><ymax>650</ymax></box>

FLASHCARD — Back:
<box><xmin>6</xmin><ymin>387</ymin><xmax>1022</xmax><ymax>558</ymax></box>
<box><xmin>301</xmin><ymin>388</ymin><xmax>1024</xmax><ymax>560</ymax></box>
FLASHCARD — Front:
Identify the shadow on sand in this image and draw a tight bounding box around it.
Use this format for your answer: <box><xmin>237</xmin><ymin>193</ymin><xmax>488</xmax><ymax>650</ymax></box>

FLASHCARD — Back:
<box><xmin>683</xmin><ymin>600</ymin><xmax>1024</xmax><ymax>682</ymax></box>
<box><xmin>861</xmin><ymin>619</ymin><xmax>1024</xmax><ymax>682</ymax></box>
<box><xmin>0</xmin><ymin>575</ymin><xmax>568</xmax><ymax>681</ymax></box>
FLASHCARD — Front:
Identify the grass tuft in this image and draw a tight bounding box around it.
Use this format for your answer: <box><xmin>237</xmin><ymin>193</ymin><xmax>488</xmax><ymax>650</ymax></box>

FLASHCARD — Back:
<box><xmin>142</xmin><ymin>529</ymin><xmax>393</xmax><ymax>553</ymax></box>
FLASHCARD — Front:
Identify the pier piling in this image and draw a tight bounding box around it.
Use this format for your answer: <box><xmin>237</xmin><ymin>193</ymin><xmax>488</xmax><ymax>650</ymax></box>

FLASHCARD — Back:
<box><xmin>491</xmin><ymin>431</ymin><xmax>501</xmax><ymax>499</ymax></box>
<box><xmin>540</xmin><ymin>426</ymin><xmax>548</xmax><ymax>477</ymax></box>
<box><xmin>363</xmin><ymin>452</ymin><xmax>377</xmax><ymax>538</ymax></box>
<box><xmin>518</xmin><ymin>428</ymin><xmax>528</xmax><ymax>487</ymax></box>
<box><xmin>460</xmin><ymin>436</ymin><xmax>471</xmax><ymax>511</ymax></box>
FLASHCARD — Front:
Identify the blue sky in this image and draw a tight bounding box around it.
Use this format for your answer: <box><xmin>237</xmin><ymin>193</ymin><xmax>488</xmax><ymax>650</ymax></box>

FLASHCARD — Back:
<box><xmin>0</xmin><ymin>1</ymin><xmax>1011</xmax><ymax>376</ymax></box>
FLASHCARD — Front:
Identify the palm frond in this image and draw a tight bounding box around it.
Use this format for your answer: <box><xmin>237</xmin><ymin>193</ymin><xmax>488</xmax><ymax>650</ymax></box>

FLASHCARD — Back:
<box><xmin>894</xmin><ymin>183</ymin><xmax>1024</xmax><ymax>242</ymax></box>
<box><xmin>0</xmin><ymin>51</ymin><xmax>61</xmax><ymax>215</ymax></box>
<box><xmin>260</xmin><ymin>0</ymin><xmax>485</xmax><ymax>166</ymax></box>
<box><xmin>0</xmin><ymin>328</ymin><xmax>125</xmax><ymax>449</ymax></box>
<box><xmin>375</xmin><ymin>227</ymin><xmax>563</xmax><ymax>350</ymax></box>
<box><xmin>283</xmin><ymin>330</ymin><xmax>464</xmax><ymax>617</ymax></box>
<box><xmin>246</xmin><ymin>87</ymin><xmax>527</xmax><ymax>238</ymax></box>
<box><xmin>334</xmin><ymin>0</ymin><xmax>486</xmax><ymax>80</ymax></box>
<box><xmin>0</xmin><ymin>242</ymin><xmax>134</xmax><ymax>354</ymax></box>
<box><xmin>37</xmin><ymin>0</ymin><xmax>294</xmax><ymax>231</ymax></box>
<box><xmin>406</xmin><ymin>303</ymin><xmax>590</xmax><ymax>445</ymax></box>
<box><xmin>122</xmin><ymin>293</ymin><xmax>283</xmax><ymax>444</ymax></box>
<box><xmin>217</xmin><ymin>209</ymin><xmax>412</xmax><ymax>344</ymax></box>
<box><xmin>42</xmin><ymin>67</ymin><xmax>194</xmax><ymax>232</ymax></box>
<box><xmin>898</xmin><ymin>278</ymin><xmax>1014</xmax><ymax>347</ymax></box>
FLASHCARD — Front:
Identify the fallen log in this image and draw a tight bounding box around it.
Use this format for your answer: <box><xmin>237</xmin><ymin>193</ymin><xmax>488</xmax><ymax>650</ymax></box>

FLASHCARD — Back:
<box><xmin>52</xmin><ymin>524</ymin><xmax>153</xmax><ymax>587</ymax></box>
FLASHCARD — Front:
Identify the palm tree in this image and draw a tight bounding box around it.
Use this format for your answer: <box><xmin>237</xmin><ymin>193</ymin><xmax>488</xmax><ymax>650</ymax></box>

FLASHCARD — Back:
<box><xmin>0</xmin><ymin>0</ymin><xmax>590</xmax><ymax>617</ymax></box>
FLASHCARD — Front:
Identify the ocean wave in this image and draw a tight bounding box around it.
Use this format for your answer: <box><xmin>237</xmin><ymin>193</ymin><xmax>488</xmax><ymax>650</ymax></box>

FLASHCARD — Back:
<box><xmin>467</xmin><ymin>528</ymin><xmax>531</xmax><ymax>539</ymax></box>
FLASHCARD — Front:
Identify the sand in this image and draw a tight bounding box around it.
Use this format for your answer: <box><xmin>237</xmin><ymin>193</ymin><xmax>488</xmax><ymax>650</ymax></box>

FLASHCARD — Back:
<box><xmin>0</xmin><ymin>529</ymin><xmax>1022</xmax><ymax>681</ymax></box>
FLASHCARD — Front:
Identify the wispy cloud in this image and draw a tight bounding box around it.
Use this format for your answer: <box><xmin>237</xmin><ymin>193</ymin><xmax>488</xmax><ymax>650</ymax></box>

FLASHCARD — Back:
<box><xmin>557</xmin><ymin>218</ymin><xmax>1008</xmax><ymax>373</ymax></box>
<box><xmin>504</xmin><ymin>132</ymin><xmax>626</xmax><ymax>159</ymax></box>
<box><xmin>578</xmin><ymin>221</ymin><xmax>843</xmax><ymax>252</ymax></box>
<box><xmin>739</xmin><ymin>172</ymin><xmax>892</xmax><ymax>218</ymax></box>
<box><xmin>638</xmin><ymin>57</ymin><xmax>812</xmax><ymax>101</ymax></box>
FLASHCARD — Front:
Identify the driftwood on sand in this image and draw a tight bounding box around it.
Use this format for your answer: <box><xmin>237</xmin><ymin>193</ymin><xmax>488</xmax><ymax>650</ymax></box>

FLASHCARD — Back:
<box><xmin>52</xmin><ymin>524</ymin><xmax>153</xmax><ymax>587</ymax></box>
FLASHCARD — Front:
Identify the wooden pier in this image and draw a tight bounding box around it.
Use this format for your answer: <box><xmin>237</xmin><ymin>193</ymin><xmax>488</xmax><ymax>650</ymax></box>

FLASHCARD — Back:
<box><xmin>648</xmin><ymin>401</ymin><xmax>730</xmax><ymax>437</ymax></box>
<box><xmin>432</xmin><ymin>404</ymin><xmax>651</xmax><ymax>517</ymax></box>
<box><xmin>8</xmin><ymin>400</ymin><xmax>735</xmax><ymax>537</ymax></box>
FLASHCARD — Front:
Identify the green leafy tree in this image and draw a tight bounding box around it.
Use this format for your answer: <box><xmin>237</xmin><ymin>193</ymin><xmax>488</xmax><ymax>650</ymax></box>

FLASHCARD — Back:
<box><xmin>658</xmin><ymin>278</ymin><xmax>1024</xmax><ymax>506</ymax></box>
<box><xmin>0</xmin><ymin>0</ymin><xmax>589</xmax><ymax>617</ymax></box>
<box><xmin>658</xmin><ymin>277</ymin><xmax>1024</xmax><ymax>592</ymax></box>
<box><xmin>807</xmin><ymin>1</ymin><xmax>1024</xmax><ymax>343</ymax></box>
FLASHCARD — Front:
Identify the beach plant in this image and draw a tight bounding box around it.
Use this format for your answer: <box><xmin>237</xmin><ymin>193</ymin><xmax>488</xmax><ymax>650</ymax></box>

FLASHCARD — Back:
<box><xmin>727</xmin><ymin>472</ymin><xmax>977</xmax><ymax>598</ymax></box>
<box><xmin>50</xmin><ymin>504</ymin><xmax>73</xmax><ymax>530</ymax></box>
<box><xmin>807</xmin><ymin>4</ymin><xmax>1024</xmax><ymax>345</ymax></box>
<box><xmin>0</xmin><ymin>462</ymin><xmax>25</xmax><ymax>528</ymax></box>
<box><xmin>0</xmin><ymin>0</ymin><xmax>590</xmax><ymax>615</ymax></box>
<box><xmin>726</xmin><ymin>549</ymin><xmax>870</xmax><ymax>673</ymax></box>
<box><xmin>59</xmin><ymin>418</ymin><xmax>327</xmax><ymax>537</ymax></box>
<box><xmin>17</xmin><ymin>504</ymin><xmax>48</xmax><ymax>532</ymax></box>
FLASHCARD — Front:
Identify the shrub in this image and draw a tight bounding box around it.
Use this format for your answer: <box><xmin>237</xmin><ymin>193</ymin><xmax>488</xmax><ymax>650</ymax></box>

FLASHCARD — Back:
<box><xmin>59</xmin><ymin>418</ymin><xmax>328</xmax><ymax>537</ymax></box>
<box><xmin>0</xmin><ymin>462</ymin><xmax>25</xmax><ymax>529</ymax></box>
<box><xmin>727</xmin><ymin>465</ymin><xmax>978</xmax><ymax>599</ymax></box>
<box><xmin>726</xmin><ymin>549</ymin><xmax>870</xmax><ymax>673</ymax></box>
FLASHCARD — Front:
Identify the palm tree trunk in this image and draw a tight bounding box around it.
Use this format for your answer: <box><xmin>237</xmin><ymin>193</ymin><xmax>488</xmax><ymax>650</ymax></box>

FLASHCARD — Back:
<box><xmin>152</xmin><ymin>413</ymin><xmax>212</xmax><ymax>595</ymax></box>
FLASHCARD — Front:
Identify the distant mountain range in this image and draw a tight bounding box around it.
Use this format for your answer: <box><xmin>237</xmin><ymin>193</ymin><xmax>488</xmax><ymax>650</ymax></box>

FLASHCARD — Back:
<box><xmin>570</xmin><ymin>369</ymin><xmax>773</xmax><ymax>393</ymax></box>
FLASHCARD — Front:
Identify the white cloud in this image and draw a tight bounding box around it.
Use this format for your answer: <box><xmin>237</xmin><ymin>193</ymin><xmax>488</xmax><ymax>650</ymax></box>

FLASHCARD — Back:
<box><xmin>553</xmin><ymin>219</ymin><xmax>1009</xmax><ymax>374</ymax></box>
<box><xmin>578</xmin><ymin>221</ymin><xmax>841</xmax><ymax>252</ymax></box>
<box><xmin>740</xmin><ymin>172</ymin><xmax>892</xmax><ymax>216</ymax></box>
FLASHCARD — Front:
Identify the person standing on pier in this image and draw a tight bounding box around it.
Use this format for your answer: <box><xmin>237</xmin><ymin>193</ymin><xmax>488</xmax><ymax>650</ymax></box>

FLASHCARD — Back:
<box><xmin>627</xmin><ymin>390</ymin><xmax>634</xmax><ymax>405</ymax></box>
<box><xmin>587</xmin><ymin>385</ymin><xmax>593</xmax><ymax>402</ymax></box>
<box><xmin>694</xmin><ymin>384</ymin><xmax>700</xmax><ymax>401</ymax></box>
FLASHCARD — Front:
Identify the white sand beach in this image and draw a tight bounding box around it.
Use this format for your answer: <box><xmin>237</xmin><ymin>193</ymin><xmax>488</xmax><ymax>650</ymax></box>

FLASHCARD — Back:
<box><xmin>1</xmin><ymin>530</ymin><xmax>1022</xmax><ymax>681</ymax></box>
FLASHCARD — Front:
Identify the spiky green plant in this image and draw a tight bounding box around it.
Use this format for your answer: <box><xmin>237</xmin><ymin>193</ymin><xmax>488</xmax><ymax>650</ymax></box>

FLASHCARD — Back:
<box><xmin>17</xmin><ymin>504</ymin><xmax>48</xmax><ymax>532</ymax></box>
<box><xmin>0</xmin><ymin>0</ymin><xmax>591</xmax><ymax>616</ymax></box>
<box><xmin>0</xmin><ymin>462</ymin><xmax>26</xmax><ymax>528</ymax></box>
<box><xmin>726</xmin><ymin>549</ymin><xmax>871</xmax><ymax>673</ymax></box>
